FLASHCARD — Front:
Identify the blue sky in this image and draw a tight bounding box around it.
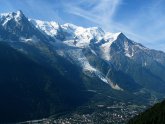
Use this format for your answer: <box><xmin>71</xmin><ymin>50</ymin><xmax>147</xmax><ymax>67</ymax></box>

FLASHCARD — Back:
<box><xmin>0</xmin><ymin>0</ymin><xmax>165</xmax><ymax>51</ymax></box>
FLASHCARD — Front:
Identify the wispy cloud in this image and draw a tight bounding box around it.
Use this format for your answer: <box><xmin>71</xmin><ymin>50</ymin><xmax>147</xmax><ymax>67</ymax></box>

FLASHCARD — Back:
<box><xmin>62</xmin><ymin>0</ymin><xmax>121</xmax><ymax>30</ymax></box>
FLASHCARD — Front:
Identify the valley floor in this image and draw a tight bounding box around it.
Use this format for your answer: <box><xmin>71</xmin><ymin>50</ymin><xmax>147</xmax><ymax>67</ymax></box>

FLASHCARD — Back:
<box><xmin>18</xmin><ymin>101</ymin><xmax>146</xmax><ymax>124</ymax></box>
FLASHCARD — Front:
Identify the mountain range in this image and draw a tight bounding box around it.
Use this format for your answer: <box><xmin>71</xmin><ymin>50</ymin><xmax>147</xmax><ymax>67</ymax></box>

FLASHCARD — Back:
<box><xmin>0</xmin><ymin>10</ymin><xmax>165</xmax><ymax>123</ymax></box>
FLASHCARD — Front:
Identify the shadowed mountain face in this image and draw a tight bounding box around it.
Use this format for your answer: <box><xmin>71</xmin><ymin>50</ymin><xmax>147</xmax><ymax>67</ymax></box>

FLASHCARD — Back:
<box><xmin>128</xmin><ymin>100</ymin><xmax>165</xmax><ymax>124</ymax></box>
<box><xmin>0</xmin><ymin>42</ymin><xmax>92</xmax><ymax>123</ymax></box>
<box><xmin>0</xmin><ymin>11</ymin><xmax>165</xmax><ymax>123</ymax></box>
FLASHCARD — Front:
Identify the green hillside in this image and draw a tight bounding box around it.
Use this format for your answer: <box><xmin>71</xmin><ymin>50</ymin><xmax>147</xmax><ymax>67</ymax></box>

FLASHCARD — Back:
<box><xmin>128</xmin><ymin>100</ymin><xmax>165</xmax><ymax>124</ymax></box>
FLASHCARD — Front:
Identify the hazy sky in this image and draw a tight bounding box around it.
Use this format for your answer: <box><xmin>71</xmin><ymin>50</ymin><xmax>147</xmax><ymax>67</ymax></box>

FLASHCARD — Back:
<box><xmin>0</xmin><ymin>0</ymin><xmax>165</xmax><ymax>51</ymax></box>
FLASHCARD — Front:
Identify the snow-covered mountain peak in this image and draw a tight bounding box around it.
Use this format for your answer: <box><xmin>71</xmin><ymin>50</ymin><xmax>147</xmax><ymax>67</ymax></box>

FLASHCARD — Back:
<box><xmin>0</xmin><ymin>10</ymin><xmax>24</xmax><ymax>19</ymax></box>
<box><xmin>62</xmin><ymin>23</ymin><xmax>79</xmax><ymax>30</ymax></box>
<box><xmin>31</xmin><ymin>19</ymin><xmax>106</xmax><ymax>42</ymax></box>
<box><xmin>0</xmin><ymin>10</ymin><xmax>26</xmax><ymax>26</ymax></box>
<box><xmin>30</xmin><ymin>19</ymin><xmax>59</xmax><ymax>37</ymax></box>
<box><xmin>15</xmin><ymin>10</ymin><xmax>24</xmax><ymax>19</ymax></box>
<box><xmin>104</xmin><ymin>32</ymin><xmax>122</xmax><ymax>42</ymax></box>
<box><xmin>61</xmin><ymin>25</ymin><xmax>106</xmax><ymax>48</ymax></box>
<box><xmin>61</xmin><ymin>23</ymin><xmax>105</xmax><ymax>37</ymax></box>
